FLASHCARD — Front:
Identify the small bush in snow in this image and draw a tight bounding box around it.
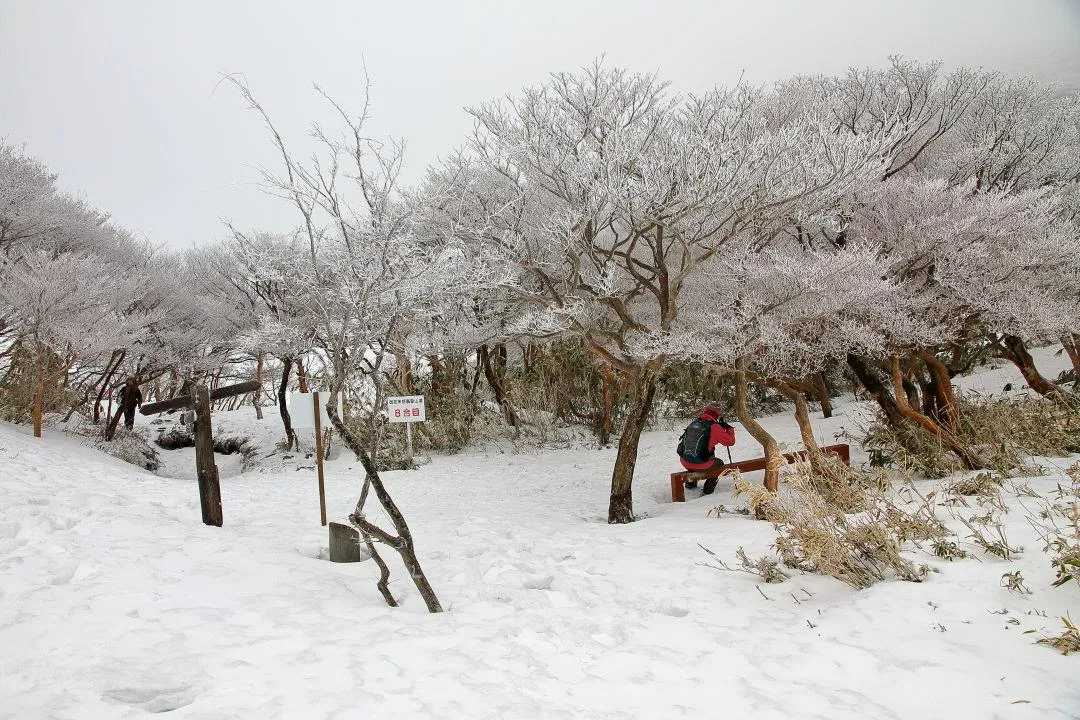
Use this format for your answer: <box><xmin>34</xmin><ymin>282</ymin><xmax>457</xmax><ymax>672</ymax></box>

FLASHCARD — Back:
<box><xmin>948</xmin><ymin>471</ymin><xmax>1006</xmax><ymax>498</ymax></box>
<box><xmin>699</xmin><ymin>543</ymin><xmax>790</xmax><ymax>584</ymax></box>
<box><xmin>1036</xmin><ymin>615</ymin><xmax>1080</xmax><ymax>656</ymax></box>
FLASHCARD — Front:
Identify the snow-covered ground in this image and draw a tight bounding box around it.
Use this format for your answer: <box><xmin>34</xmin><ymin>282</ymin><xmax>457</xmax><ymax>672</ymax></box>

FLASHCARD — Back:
<box><xmin>1</xmin><ymin>348</ymin><xmax>1078</xmax><ymax>719</ymax></box>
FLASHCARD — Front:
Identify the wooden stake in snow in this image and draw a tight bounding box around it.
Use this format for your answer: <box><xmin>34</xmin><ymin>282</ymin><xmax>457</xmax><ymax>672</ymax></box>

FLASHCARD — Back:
<box><xmin>140</xmin><ymin>379</ymin><xmax>260</xmax><ymax>528</ymax></box>
<box><xmin>313</xmin><ymin>391</ymin><xmax>327</xmax><ymax>527</ymax></box>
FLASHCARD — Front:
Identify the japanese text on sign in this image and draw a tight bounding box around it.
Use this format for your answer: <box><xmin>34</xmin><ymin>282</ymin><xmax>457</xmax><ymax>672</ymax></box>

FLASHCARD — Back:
<box><xmin>387</xmin><ymin>395</ymin><xmax>426</xmax><ymax>423</ymax></box>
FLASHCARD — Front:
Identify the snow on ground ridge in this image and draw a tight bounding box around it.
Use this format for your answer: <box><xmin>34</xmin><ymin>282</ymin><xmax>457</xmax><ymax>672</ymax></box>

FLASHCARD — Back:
<box><xmin>1</xmin><ymin>347</ymin><xmax>1078</xmax><ymax>718</ymax></box>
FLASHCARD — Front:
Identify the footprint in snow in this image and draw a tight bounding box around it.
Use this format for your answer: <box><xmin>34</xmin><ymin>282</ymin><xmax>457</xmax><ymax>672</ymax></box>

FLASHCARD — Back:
<box><xmin>522</xmin><ymin>574</ymin><xmax>555</xmax><ymax>590</ymax></box>
<box><xmin>103</xmin><ymin>684</ymin><xmax>199</xmax><ymax>713</ymax></box>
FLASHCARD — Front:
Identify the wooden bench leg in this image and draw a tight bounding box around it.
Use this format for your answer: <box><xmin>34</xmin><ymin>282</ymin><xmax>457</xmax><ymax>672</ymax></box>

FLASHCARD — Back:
<box><xmin>671</xmin><ymin>474</ymin><xmax>686</xmax><ymax>503</ymax></box>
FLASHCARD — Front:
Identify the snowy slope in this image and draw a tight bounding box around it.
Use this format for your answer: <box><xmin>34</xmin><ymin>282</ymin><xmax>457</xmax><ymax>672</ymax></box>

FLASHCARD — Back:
<box><xmin>1</xmin><ymin>349</ymin><xmax>1078</xmax><ymax>719</ymax></box>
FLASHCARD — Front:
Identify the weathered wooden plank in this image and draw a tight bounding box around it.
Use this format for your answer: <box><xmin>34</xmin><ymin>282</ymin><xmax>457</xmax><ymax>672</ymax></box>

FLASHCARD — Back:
<box><xmin>193</xmin><ymin>384</ymin><xmax>224</xmax><ymax>526</ymax></box>
<box><xmin>140</xmin><ymin>380</ymin><xmax>261</xmax><ymax>416</ymax></box>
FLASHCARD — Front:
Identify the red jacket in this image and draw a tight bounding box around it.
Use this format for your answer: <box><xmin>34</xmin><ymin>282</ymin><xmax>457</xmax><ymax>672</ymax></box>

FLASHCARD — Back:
<box><xmin>680</xmin><ymin>419</ymin><xmax>736</xmax><ymax>471</ymax></box>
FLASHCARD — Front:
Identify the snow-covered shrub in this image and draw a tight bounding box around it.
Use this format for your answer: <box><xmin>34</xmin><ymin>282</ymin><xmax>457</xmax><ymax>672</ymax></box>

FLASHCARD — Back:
<box><xmin>859</xmin><ymin>392</ymin><xmax>1080</xmax><ymax>478</ymax></box>
<box><xmin>61</xmin><ymin>415</ymin><xmax>161</xmax><ymax>471</ymax></box>
<box><xmin>733</xmin><ymin>459</ymin><xmax>944</xmax><ymax>589</ymax></box>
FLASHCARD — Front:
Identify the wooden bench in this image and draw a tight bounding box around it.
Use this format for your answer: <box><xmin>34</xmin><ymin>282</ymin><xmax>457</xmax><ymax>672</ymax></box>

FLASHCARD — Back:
<box><xmin>669</xmin><ymin>443</ymin><xmax>851</xmax><ymax>502</ymax></box>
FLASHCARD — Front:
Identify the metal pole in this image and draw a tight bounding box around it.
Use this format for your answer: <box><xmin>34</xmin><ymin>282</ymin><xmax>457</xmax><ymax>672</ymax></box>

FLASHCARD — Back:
<box><xmin>313</xmin><ymin>391</ymin><xmax>327</xmax><ymax>527</ymax></box>
<box><xmin>405</xmin><ymin>421</ymin><xmax>413</xmax><ymax>466</ymax></box>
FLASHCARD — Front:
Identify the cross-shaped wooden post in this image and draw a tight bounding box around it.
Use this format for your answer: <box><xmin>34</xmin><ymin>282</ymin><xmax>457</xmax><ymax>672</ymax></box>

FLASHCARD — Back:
<box><xmin>140</xmin><ymin>379</ymin><xmax>261</xmax><ymax>527</ymax></box>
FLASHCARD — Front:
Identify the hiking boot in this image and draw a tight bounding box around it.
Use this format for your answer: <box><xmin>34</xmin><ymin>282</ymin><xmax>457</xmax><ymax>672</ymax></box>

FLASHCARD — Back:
<box><xmin>684</xmin><ymin>480</ymin><xmax>699</xmax><ymax>489</ymax></box>
<box><xmin>702</xmin><ymin>478</ymin><xmax>718</xmax><ymax>495</ymax></box>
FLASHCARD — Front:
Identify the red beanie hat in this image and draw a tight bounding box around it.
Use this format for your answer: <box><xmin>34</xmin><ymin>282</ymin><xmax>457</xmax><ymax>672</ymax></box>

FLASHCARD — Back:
<box><xmin>700</xmin><ymin>405</ymin><xmax>721</xmax><ymax>421</ymax></box>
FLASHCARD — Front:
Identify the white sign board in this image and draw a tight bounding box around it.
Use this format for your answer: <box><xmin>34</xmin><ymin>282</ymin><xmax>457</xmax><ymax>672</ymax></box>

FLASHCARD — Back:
<box><xmin>387</xmin><ymin>395</ymin><xmax>425</xmax><ymax>423</ymax></box>
<box><xmin>289</xmin><ymin>392</ymin><xmax>342</xmax><ymax>430</ymax></box>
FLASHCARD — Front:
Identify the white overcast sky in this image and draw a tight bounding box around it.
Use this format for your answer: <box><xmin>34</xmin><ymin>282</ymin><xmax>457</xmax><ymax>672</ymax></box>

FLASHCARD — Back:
<box><xmin>3</xmin><ymin>0</ymin><xmax>1079</xmax><ymax>250</ymax></box>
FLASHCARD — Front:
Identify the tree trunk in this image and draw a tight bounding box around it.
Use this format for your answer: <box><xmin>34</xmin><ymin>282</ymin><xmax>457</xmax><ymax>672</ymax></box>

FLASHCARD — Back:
<box><xmin>599</xmin><ymin>362</ymin><xmax>615</xmax><ymax>447</ymax></box>
<box><xmin>1060</xmin><ymin>334</ymin><xmax>1080</xmax><ymax>381</ymax></box>
<box><xmin>326</xmin><ymin>395</ymin><xmax>443</xmax><ymax>613</ymax></box>
<box><xmin>278</xmin><ymin>357</ymin><xmax>297</xmax><ymax>450</ymax></box>
<box><xmin>1000</xmin><ymin>335</ymin><xmax>1063</xmax><ymax>397</ymax></box>
<box><xmin>479</xmin><ymin>343</ymin><xmax>518</xmax><ymax>427</ymax></box>
<box><xmin>351</xmin><ymin>474</ymin><xmax>397</xmax><ymax>607</ymax></box>
<box><xmin>889</xmin><ymin>355</ymin><xmax>982</xmax><ymax>470</ymax></box>
<box><xmin>70</xmin><ymin>349</ymin><xmax>121</xmax><ymax>424</ymax></box>
<box><xmin>846</xmin><ymin>354</ymin><xmax>905</xmax><ymax>427</ymax></box>
<box><xmin>920</xmin><ymin>349</ymin><xmax>959</xmax><ymax>428</ymax></box>
<box><xmin>607</xmin><ymin>362</ymin><xmax>661</xmax><ymax>524</ymax></box>
<box><xmin>93</xmin><ymin>350</ymin><xmax>125</xmax><ymax>424</ymax></box>
<box><xmin>394</xmin><ymin>349</ymin><xmax>414</xmax><ymax>395</ymax></box>
<box><xmin>253</xmin><ymin>353</ymin><xmax>264</xmax><ymax>420</ymax></box>
<box><xmin>1061</xmin><ymin>334</ymin><xmax>1080</xmax><ymax>381</ymax></box>
<box><xmin>812</xmin><ymin>372</ymin><xmax>833</xmax><ymax>418</ymax></box>
<box><xmin>32</xmin><ymin>342</ymin><xmax>45</xmax><ymax>438</ymax></box>
<box><xmin>778</xmin><ymin>380</ymin><xmax>826</xmax><ymax>477</ymax></box>
<box><xmin>735</xmin><ymin>362</ymin><xmax>783</xmax><ymax>492</ymax></box>
<box><xmin>296</xmin><ymin>358</ymin><xmax>309</xmax><ymax>393</ymax></box>
<box><xmin>914</xmin><ymin>368</ymin><xmax>941</xmax><ymax>424</ymax></box>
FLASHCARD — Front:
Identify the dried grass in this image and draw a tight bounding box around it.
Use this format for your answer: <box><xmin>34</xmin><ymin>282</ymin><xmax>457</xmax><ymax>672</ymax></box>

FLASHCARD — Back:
<box><xmin>1029</xmin><ymin>461</ymin><xmax>1080</xmax><ymax>590</ymax></box>
<box><xmin>1034</xmin><ymin>615</ymin><xmax>1080</xmax><ymax>655</ymax></box>
<box><xmin>858</xmin><ymin>391</ymin><xmax>1080</xmax><ymax>478</ymax></box>
<box><xmin>699</xmin><ymin>543</ymin><xmax>790</xmax><ymax>584</ymax></box>
<box><xmin>733</xmin><ymin>459</ymin><xmax>939</xmax><ymax>589</ymax></box>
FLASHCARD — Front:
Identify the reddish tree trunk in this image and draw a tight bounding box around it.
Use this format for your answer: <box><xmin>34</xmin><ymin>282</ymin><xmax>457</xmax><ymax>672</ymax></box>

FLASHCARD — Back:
<box><xmin>920</xmin><ymin>350</ymin><xmax>960</xmax><ymax>428</ymax></box>
<box><xmin>889</xmin><ymin>355</ymin><xmax>982</xmax><ymax>470</ymax></box>
<box><xmin>1062</xmin><ymin>334</ymin><xmax>1080</xmax><ymax>380</ymax></box>
<box><xmin>1000</xmin><ymin>335</ymin><xmax>1063</xmax><ymax>397</ymax></box>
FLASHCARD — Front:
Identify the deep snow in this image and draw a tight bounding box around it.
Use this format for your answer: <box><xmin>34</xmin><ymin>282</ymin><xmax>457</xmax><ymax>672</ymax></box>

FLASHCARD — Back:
<box><xmin>1</xmin><ymin>349</ymin><xmax>1078</xmax><ymax>719</ymax></box>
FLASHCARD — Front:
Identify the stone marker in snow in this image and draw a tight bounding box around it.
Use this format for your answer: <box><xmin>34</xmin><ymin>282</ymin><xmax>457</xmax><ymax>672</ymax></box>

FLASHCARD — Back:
<box><xmin>328</xmin><ymin>522</ymin><xmax>363</xmax><ymax>563</ymax></box>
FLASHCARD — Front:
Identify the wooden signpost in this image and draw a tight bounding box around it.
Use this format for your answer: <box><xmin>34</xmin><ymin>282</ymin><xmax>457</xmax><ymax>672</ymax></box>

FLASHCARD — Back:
<box><xmin>289</xmin><ymin>391</ymin><xmax>340</xmax><ymax>526</ymax></box>
<box><xmin>140</xmin><ymin>379</ymin><xmax>260</xmax><ymax>527</ymax></box>
<box><xmin>387</xmin><ymin>395</ymin><xmax>425</xmax><ymax>465</ymax></box>
<box><xmin>312</xmin><ymin>391</ymin><xmax>327</xmax><ymax>527</ymax></box>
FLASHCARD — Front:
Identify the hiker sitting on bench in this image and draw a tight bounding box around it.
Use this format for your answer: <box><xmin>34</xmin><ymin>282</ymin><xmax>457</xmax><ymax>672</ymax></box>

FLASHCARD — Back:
<box><xmin>676</xmin><ymin>404</ymin><xmax>736</xmax><ymax>495</ymax></box>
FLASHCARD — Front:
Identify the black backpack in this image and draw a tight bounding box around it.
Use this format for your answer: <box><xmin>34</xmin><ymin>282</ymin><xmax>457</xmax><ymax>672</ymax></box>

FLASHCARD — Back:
<box><xmin>677</xmin><ymin>418</ymin><xmax>714</xmax><ymax>464</ymax></box>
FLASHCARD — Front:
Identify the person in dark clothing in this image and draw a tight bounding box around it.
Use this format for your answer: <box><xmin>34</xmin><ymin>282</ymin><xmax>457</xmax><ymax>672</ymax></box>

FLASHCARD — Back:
<box><xmin>118</xmin><ymin>379</ymin><xmax>143</xmax><ymax>429</ymax></box>
<box><xmin>678</xmin><ymin>404</ymin><xmax>736</xmax><ymax>495</ymax></box>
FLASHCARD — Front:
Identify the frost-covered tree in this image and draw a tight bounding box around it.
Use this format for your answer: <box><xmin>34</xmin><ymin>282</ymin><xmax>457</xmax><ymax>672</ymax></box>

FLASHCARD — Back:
<box><xmin>433</xmin><ymin>62</ymin><xmax>893</xmax><ymax>522</ymax></box>
<box><xmin>230</xmin><ymin>76</ymin><xmax>477</xmax><ymax>612</ymax></box>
